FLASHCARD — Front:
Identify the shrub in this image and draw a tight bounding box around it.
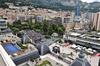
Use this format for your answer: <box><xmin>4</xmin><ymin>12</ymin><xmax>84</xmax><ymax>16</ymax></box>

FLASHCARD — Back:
<box><xmin>39</xmin><ymin>58</ymin><xmax>41</xmax><ymax>61</ymax></box>
<box><xmin>21</xmin><ymin>46</ymin><xmax>26</xmax><ymax>49</ymax></box>
<box><xmin>8</xmin><ymin>36</ymin><xmax>11</xmax><ymax>37</ymax></box>
<box><xmin>56</xmin><ymin>39</ymin><xmax>62</xmax><ymax>44</ymax></box>
<box><xmin>17</xmin><ymin>43</ymin><xmax>26</xmax><ymax>49</ymax></box>
<box><xmin>25</xmin><ymin>44</ymin><xmax>28</xmax><ymax>48</ymax></box>
<box><xmin>6</xmin><ymin>40</ymin><xmax>8</xmax><ymax>42</ymax></box>
<box><xmin>70</xmin><ymin>29</ymin><xmax>75</xmax><ymax>32</ymax></box>
<box><xmin>1</xmin><ymin>41</ymin><xmax>3</xmax><ymax>43</ymax></box>
<box><xmin>36</xmin><ymin>29</ymin><xmax>41</xmax><ymax>32</ymax></box>
<box><xmin>18</xmin><ymin>53</ymin><xmax>21</xmax><ymax>55</ymax></box>
<box><xmin>35</xmin><ymin>59</ymin><xmax>38</xmax><ymax>62</ymax></box>
<box><xmin>36</xmin><ymin>60</ymin><xmax>52</xmax><ymax>66</ymax></box>
<box><xmin>45</xmin><ymin>35</ymin><xmax>50</xmax><ymax>39</ymax></box>
<box><xmin>12</xmin><ymin>40</ymin><xmax>15</xmax><ymax>42</ymax></box>
<box><xmin>32</xmin><ymin>59</ymin><xmax>34</xmax><ymax>62</ymax></box>
<box><xmin>25</xmin><ymin>40</ymin><xmax>31</xmax><ymax>44</ymax></box>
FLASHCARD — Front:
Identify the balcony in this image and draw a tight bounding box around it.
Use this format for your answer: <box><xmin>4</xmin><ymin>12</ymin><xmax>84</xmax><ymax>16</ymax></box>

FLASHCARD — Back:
<box><xmin>0</xmin><ymin>23</ymin><xmax>7</xmax><ymax>25</ymax></box>
<box><xmin>0</xmin><ymin>30</ymin><xmax>6</xmax><ymax>32</ymax></box>
<box><xmin>0</xmin><ymin>26</ymin><xmax>7</xmax><ymax>29</ymax></box>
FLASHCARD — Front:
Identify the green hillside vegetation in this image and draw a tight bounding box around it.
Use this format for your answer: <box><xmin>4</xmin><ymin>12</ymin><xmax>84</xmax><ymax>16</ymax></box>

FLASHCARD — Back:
<box><xmin>8</xmin><ymin>19</ymin><xmax>65</xmax><ymax>38</ymax></box>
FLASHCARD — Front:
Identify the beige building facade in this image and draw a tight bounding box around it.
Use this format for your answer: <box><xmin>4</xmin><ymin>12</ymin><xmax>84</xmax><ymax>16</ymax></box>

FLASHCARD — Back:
<box><xmin>93</xmin><ymin>12</ymin><xmax>100</xmax><ymax>31</ymax></box>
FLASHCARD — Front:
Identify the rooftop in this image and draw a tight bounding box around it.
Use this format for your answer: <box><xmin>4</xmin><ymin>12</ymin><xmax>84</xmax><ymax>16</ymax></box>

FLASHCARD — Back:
<box><xmin>0</xmin><ymin>54</ymin><xmax>6</xmax><ymax>66</ymax></box>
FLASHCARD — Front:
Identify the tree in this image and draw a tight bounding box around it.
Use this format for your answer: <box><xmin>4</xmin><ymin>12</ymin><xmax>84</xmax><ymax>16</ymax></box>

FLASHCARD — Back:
<box><xmin>86</xmin><ymin>53</ymin><xmax>89</xmax><ymax>60</ymax></box>
<box><xmin>39</xmin><ymin>58</ymin><xmax>41</xmax><ymax>61</ymax></box>
<box><xmin>0</xmin><ymin>4</ymin><xmax>9</xmax><ymax>8</ymax></box>
<box><xmin>7</xmin><ymin>23</ymin><xmax>12</xmax><ymax>28</ymax></box>
<box><xmin>35</xmin><ymin>59</ymin><xmax>38</xmax><ymax>64</ymax></box>
<box><xmin>75</xmin><ymin>50</ymin><xmax>78</xmax><ymax>58</ymax></box>
<box><xmin>42</xmin><ymin>20</ymin><xmax>48</xmax><ymax>34</ymax></box>
<box><xmin>45</xmin><ymin>35</ymin><xmax>50</xmax><ymax>39</ymax></box>
<box><xmin>58</xmin><ymin>27</ymin><xmax>63</xmax><ymax>35</ymax></box>
<box><xmin>70</xmin><ymin>52</ymin><xmax>74</xmax><ymax>62</ymax></box>
<box><xmin>34</xmin><ymin>23</ymin><xmax>41</xmax><ymax>29</ymax></box>
<box><xmin>13</xmin><ymin>20</ymin><xmax>21</xmax><ymax>25</ymax></box>
<box><xmin>70</xmin><ymin>52</ymin><xmax>74</xmax><ymax>58</ymax></box>
<box><xmin>51</xmin><ymin>24</ymin><xmax>58</xmax><ymax>32</ymax></box>
<box><xmin>48</xmin><ymin>26</ymin><xmax>53</xmax><ymax>35</ymax></box>
<box><xmin>35</xmin><ymin>59</ymin><xmax>38</xmax><ymax>62</ymax></box>
<box><xmin>32</xmin><ymin>59</ymin><xmax>34</xmax><ymax>62</ymax></box>
<box><xmin>17</xmin><ymin>32</ymin><xmax>23</xmax><ymax>38</ymax></box>
<box><xmin>28</xmin><ymin>24</ymin><xmax>33</xmax><ymax>30</ymax></box>
<box><xmin>12</xmin><ymin>27</ymin><xmax>19</xmax><ymax>34</ymax></box>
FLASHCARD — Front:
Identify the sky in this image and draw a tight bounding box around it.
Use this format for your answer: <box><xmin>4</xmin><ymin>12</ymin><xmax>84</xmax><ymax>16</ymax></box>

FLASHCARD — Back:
<box><xmin>81</xmin><ymin>0</ymin><xmax>100</xmax><ymax>3</ymax></box>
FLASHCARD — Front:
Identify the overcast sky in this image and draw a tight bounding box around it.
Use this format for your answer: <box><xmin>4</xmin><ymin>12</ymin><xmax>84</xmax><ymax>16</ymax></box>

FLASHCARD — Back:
<box><xmin>81</xmin><ymin>0</ymin><xmax>100</xmax><ymax>3</ymax></box>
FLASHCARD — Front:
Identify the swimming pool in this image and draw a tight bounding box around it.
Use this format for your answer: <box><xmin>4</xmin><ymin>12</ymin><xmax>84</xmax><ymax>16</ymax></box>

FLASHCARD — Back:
<box><xmin>3</xmin><ymin>43</ymin><xmax>20</xmax><ymax>54</ymax></box>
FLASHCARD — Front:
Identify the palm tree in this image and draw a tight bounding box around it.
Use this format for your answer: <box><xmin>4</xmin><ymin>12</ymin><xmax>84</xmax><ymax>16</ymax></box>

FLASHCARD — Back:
<box><xmin>35</xmin><ymin>59</ymin><xmax>38</xmax><ymax>65</ymax></box>
<box><xmin>90</xmin><ymin>55</ymin><xmax>92</xmax><ymax>63</ymax></box>
<box><xmin>83</xmin><ymin>48</ymin><xmax>86</xmax><ymax>51</ymax></box>
<box><xmin>75</xmin><ymin>50</ymin><xmax>78</xmax><ymax>58</ymax></box>
<box><xmin>70</xmin><ymin>52</ymin><xmax>74</xmax><ymax>62</ymax></box>
<box><xmin>86</xmin><ymin>53</ymin><xmax>89</xmax><ymax>61</ymax></box>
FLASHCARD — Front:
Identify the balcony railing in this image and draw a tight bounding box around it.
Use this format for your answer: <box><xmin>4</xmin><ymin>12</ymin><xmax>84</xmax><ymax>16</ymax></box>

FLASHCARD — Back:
<box><xmin>0</xmin><ymin>26</ymin><xmax>7</xmax><ymax>29</ymax></box>
<box><xmin>0</xmin><ymin>23</ymin><xmax>7</xmax><ymax>25</ymax></box>
<box><xmin>0</xmin><ymin>30</ymin><xmax>6</xmax><ymax>32</ymax></box>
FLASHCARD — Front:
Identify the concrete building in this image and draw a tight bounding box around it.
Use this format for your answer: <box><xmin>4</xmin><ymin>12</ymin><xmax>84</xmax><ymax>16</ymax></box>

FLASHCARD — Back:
<box><xmin>74</xmin><ymin>16</ymin><xmax>81</xmax><ymax>22</ymax></box>
<box><xmin>62</xmin><ymin>17</ymin><xmax>73</xmax><ymax>23</ymax></box>
<box><xmin>86</xmin><ymin>13</ymin><xmax>94</xmax><ymax>20</ymax></box>
<box><xmin>17</xmin><ymin>14</ymin><xmax>35</xmax><ymax>22</ymax></box>
<box><xmin>93</xmin><ymin>12</ymin><xmax>100</xmax><ymax>31</ymax></box>
<box><xmin>0</xmin><ymin>44</ymin><xmax>16</xmax><ymax>66</ymax></box>
<box><xmin>62</xmin><ymin>17</ymin><xmax>90</xmax><ymax>30</ymax></box>
<box><xmin>37</xmin><ymin>37</ymin><xmax>50</xmax><ymax>56</ymax></box>
<box><xmin>0</xmin><ymin>19</ymin><xmax>7</xmax><ymax>34</ymax></box>
<box><xmin>48</xmin><ymin>17</ymin><xmax>62</xmax><ymax>26</ymax></box>
<box><xmin>70</xmin><ymin>48</ymin><xmax>91</xmax><ymax>66</ymax></box>
<box><xmin>36</xmin><ymin>15</ymin><xmax>43</xmax><ymax>23</ymax></box>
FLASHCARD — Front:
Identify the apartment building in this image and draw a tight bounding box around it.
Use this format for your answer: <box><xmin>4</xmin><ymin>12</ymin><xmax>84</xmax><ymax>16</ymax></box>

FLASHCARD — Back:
<box><xmin>0</xmin><ymin>19</ymin><xmax>7</xmax><ymax>34</ymax></box>
<box><xmin>93</xmin><ymin>12</ymin><xmax>100</xmax><ymax>31</ymax></box>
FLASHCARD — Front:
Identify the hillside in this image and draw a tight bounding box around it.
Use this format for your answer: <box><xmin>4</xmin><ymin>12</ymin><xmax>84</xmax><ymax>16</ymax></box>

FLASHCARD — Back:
<box><xmin>0</xmin><ymin>0</ymin><xmax>47</xmax><ymax>9</ymax></box>
<box><xmin>0</xmin><ymin>0</ymin><xmax>100</xmax><ymax>12</ymax></box>
<box><xmin>28</xmin><ymin>0</ymin><xmax>100</xmax><ymax>12</ymax></box>
<box><xmin>28</xmin><ymin>0</ymin><xmax>88</xmax><ymax>11</ymax></box>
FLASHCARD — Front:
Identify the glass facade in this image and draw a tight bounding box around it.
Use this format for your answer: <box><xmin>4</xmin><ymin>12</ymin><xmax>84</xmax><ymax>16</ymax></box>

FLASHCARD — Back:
<box><xmin>76</xmin><ymin>6</ymin><xmax>80</xmax><ymax>16</ymax></box>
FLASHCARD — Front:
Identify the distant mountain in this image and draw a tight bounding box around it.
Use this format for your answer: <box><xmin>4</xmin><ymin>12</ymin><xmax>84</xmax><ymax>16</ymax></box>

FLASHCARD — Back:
<box><xmin>90</xmin><ymin>1</ymin><xmax>100</xmax><ymax>4</ymax></box>
<box><xmin>1</xmin><ymin>0</ymin><xmax>100</xmax><ymax>12</ymax></box>
<box><xmin>0</xmin><ymin>0</ymin><xmax>47</xmax><ymax>9</ymax></box>
<box><xmin>28</xmin><ymin>0</ymin><xmax>100</xmax><ymax>12</ymax></box>
<box><xmin>90</xmin><ymin>1</ymin><xmax>100</xmax><ymax>7</ymax></box>
<box><xmin>29</xmin><ymin>0</ymin><xmax>84</xmax><ymax>6</ymax></box>
<box><xmin>28</xmin><ymin>0</ymin><xmax>88</xmax><ymax>10</ymax></box>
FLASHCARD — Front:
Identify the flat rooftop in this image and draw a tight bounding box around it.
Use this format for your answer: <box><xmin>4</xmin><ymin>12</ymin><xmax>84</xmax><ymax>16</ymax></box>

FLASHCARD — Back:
<box><xmin>0</xmin><ymin>54</ymin><xmax>6</xmax><ymax>66</ymax></box>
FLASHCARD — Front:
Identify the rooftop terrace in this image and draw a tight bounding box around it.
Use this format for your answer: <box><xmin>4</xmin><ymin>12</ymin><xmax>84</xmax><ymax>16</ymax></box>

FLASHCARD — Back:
<box><xmin>0</xmin><ymin>54</ymin><xmax>6</xmax><ymax>66</ymax></box>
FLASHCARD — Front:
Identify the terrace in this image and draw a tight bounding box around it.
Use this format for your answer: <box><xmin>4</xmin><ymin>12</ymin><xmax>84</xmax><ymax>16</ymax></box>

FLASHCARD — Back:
<box><xmin>0</xmin><ymin>44</ymin><xmax>16</xmax><ymax>66</ymax></box>
<box><xmin>0</xmin><ymin>54</ymin><xmax>6</xmax><ymax>66</ymax></box>
<box><xmin>1</xmin><ymin>41</ymin><xmax>23</xmax><ymax>56</ymax></box>
<box><xmin>0</xmin><ymin>38</ymin><xmax>37</xmax><ymax>59</ymax></box>
<box><xmin>49</xmin><ymin>42</ymin><xmax>99</xmax><ymax>66</ymax></box>
<box><xmin>0</xmin><ymin>33</ymin><xmax>20</xmax><ymax>43</ymax></box>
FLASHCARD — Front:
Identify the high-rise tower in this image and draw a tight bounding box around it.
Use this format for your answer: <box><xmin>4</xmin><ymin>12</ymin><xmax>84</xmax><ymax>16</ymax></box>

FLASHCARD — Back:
<box><xmin>75</xmin><ymin>6</ymin><xmax>80</xmax><ymax>16</ymax></box>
